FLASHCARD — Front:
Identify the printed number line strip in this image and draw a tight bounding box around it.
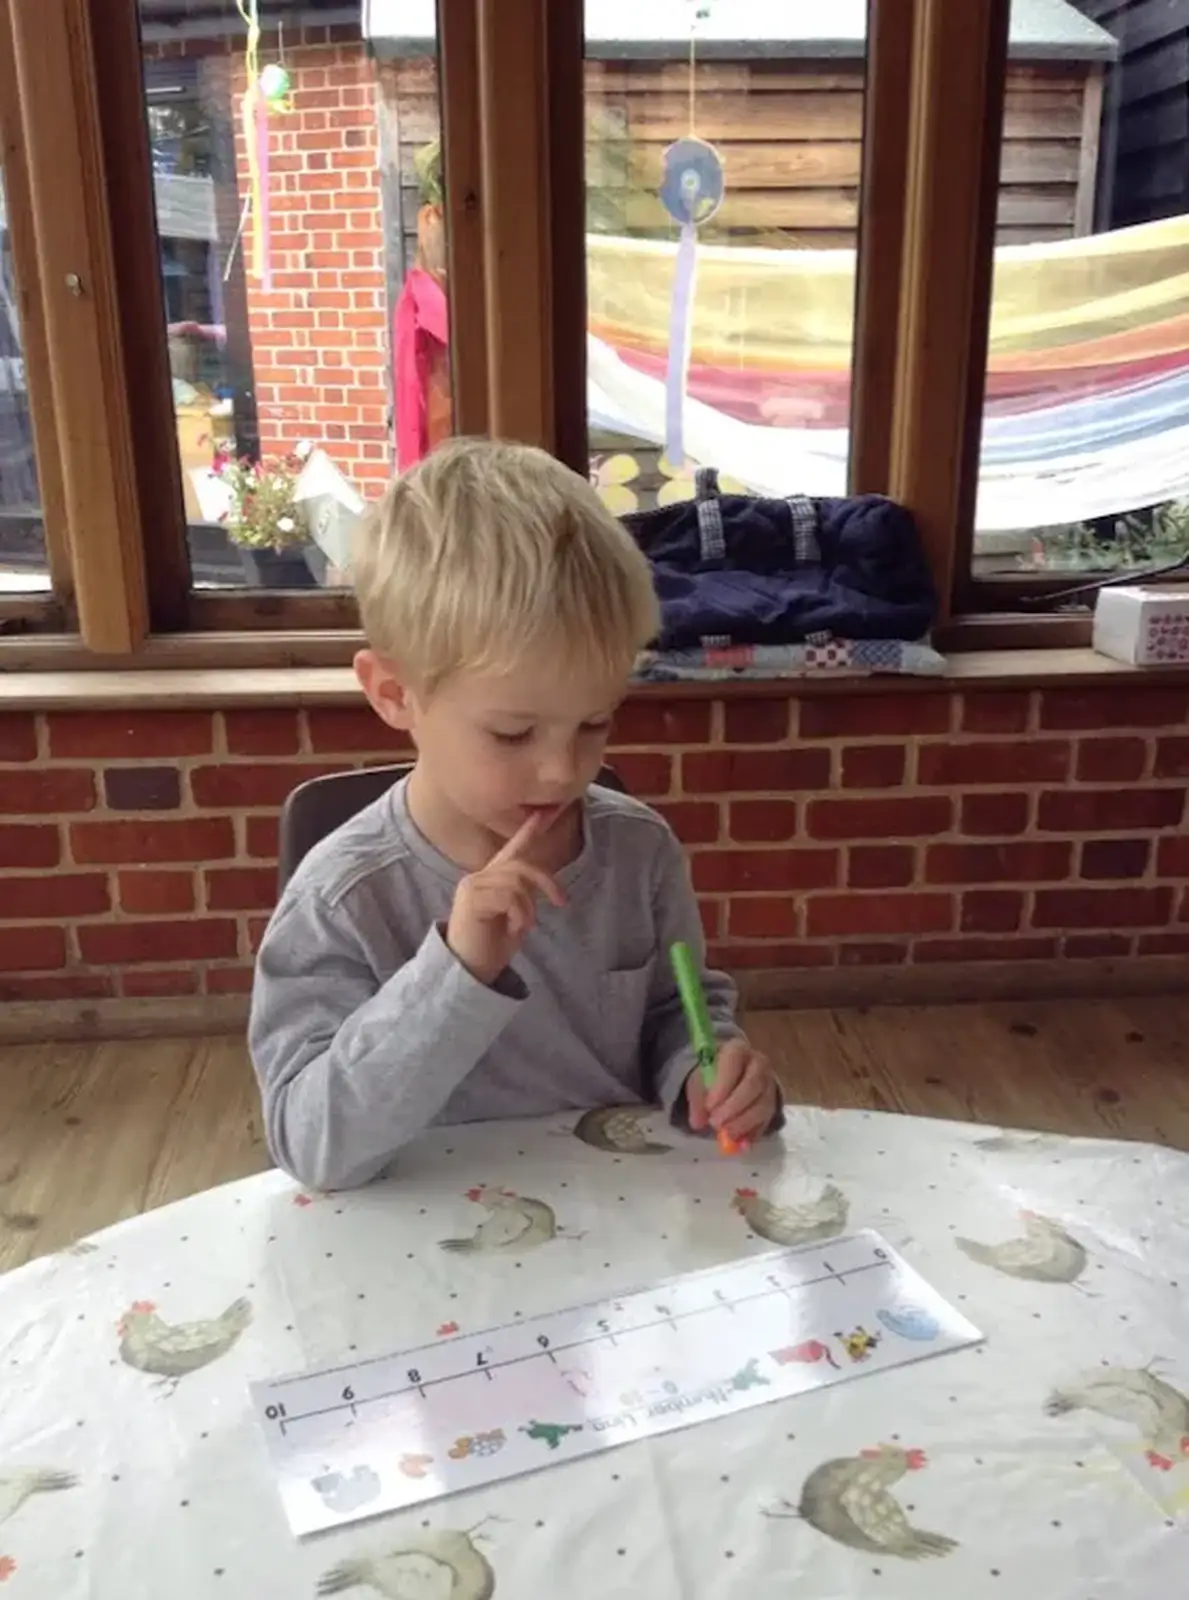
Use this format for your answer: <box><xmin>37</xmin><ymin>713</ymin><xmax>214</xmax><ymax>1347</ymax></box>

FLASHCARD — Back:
<box><xmin>263</xmin><ymin>1257</ymin><xmax>894</xmax><ymax>1428</ymax></box>
<box><xmin>265</xmin><ymin>1236</ymin><xmax>889</xmax><ymax>1391</ymax></box>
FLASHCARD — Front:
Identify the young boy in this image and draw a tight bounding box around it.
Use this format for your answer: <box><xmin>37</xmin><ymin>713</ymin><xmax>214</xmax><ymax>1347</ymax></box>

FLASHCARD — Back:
<box><xmin>249</xmin><ymin>439</ymin><xmax>779</xmax><ymax>1190</ymax></box>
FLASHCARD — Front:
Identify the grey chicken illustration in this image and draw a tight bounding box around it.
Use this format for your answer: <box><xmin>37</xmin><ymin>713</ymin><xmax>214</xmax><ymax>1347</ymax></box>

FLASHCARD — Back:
<box><xmin>439</xmin><ymin>1188</ymin><xmax>567</xmax><ymax>1255</ymax></box>
<box><xmin>572</xmin><ymin>1105</ymin><xmax>671</xmax><ymax>1154</ymax></box>
<box><xmin>766</xmin><ymin>1444</ymin><xmax>957</xmax><ymax>1560</ymax></box>
<box><xmin>1046</xmin><ymin>1365</ymin><xmax>1189</xmax><ymax>1471</ymax></box>
<box><xmin>117</xmin><ymin>1295</ymin><xmax>253</xmax><ymax>1386</ymax></box>
<box><xmin>0</xmin><ymin>1468</ymin><xmax>76</xmax><ymax>1528</ymax></box>
<box><xmin>956</xmin><ymin>1210</ymin><xmax>1086</xmax><ymax>1282</ymax></box>
<box><xmin>731</xmin><ymin>1183</ymin><xmax>848</xmax><ymax>1247</ymax></box>
<box><xmin>318</xmin><ymin>1526</ymin><xmax>496</xmax><ymax>1598</ymax></box>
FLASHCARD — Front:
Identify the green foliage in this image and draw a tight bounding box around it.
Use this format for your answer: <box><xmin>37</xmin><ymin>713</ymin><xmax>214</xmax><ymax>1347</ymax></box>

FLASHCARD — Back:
<box><xmin>1021</xmin><ymin>500</ymin><xmax>1189</xmax><ymax>573</ymax></box>
<box><xmin>214</xmin><ymin>444</ymin><xmax>308</xmax><ymax>551</ymax></box>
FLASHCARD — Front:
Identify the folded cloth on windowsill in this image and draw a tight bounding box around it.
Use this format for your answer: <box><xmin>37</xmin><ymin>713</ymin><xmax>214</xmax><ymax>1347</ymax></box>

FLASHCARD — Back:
<box><xmin>633</xmin><ymin>636</ymin><xmax>946</xmax><ymax>682</ymax></box>
<box><xmin>623</xmin><ymin>469</ymin><xmax>938</xmax><ymax>651</ymax></box>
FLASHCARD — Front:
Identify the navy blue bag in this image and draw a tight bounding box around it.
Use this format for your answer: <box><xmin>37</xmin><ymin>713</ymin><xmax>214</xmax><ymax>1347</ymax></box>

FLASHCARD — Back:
<box><xmin>623</xmin><ymin>469</ymin><xmax>937</xmax><ymax>650</ymax></box>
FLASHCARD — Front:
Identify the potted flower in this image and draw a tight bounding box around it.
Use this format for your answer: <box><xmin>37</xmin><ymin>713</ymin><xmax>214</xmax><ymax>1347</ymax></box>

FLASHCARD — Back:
<box><xmin>213</xmin><ymin>440</ymin><xmax>322</xmax><ymax>588</ymax></box>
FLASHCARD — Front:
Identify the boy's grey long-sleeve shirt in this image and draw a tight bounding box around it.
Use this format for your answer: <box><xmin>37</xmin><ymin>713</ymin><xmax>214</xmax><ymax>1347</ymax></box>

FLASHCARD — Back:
<box><xmin>249</xmin><ymin>780</ymin><xmax>741</xmax><ymax>1190</ymax></box>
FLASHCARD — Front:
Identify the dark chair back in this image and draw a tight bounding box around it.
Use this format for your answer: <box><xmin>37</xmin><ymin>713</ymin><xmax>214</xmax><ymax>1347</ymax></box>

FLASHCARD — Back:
<box><xmin>277</xmin><ymin>761</ymin><xmax>626</xmax><ymax>891</ymax></box>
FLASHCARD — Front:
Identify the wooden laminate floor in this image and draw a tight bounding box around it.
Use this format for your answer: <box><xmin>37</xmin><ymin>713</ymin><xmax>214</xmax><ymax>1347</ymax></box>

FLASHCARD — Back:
<box><xmin>2</xmin><ymin>996</ymin><xmax>1187</xmax><ymax>1275</ymax></box>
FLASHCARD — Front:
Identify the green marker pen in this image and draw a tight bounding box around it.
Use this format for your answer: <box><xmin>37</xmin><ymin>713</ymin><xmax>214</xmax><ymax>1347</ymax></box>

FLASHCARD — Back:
<box><xmin>670</xmin><ymin>940</ymin><xmax>743</xmax><ymax>1156</ymax></box>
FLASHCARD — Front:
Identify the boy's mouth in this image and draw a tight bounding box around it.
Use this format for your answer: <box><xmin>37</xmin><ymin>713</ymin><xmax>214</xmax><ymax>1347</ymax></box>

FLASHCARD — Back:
<box><xmin>518</xmin><ymin>802</ymin><xmax>567</xmax><ymax>828</ymax></box>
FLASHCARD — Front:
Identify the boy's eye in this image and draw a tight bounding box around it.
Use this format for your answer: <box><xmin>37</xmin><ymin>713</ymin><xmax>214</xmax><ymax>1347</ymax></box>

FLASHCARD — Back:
<box><xmin>581</xmin><ymin>721</ymin><xmax>612</xmax><ymax>736</ymax></box>
<box><xmin>491</xmin><ymin>729</ymin><xmax>534</xmax><ymax>747</ymax></box>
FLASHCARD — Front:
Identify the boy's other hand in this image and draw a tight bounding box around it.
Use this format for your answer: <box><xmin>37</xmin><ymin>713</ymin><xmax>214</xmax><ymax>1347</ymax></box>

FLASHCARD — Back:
<box><xmin>446</xmin><ymin>811</ymin><xmax>566</xmax><ymax>987</ymax></box>
<box><xmin>686</xmin><ymin>1038</ymin><xmax>778</xmax><ymax>1146</ymax></box>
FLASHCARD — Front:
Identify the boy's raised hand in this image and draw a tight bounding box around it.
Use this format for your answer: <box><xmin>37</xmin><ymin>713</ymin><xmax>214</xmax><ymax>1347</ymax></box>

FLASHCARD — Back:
<box><xmin>446</xmin><ymin>812</ymin><xmax>566</xmax><ymax>986</ymax></box>
<box><xmin>686</xmin><ymin>1038</ymin><xmax>778</xmax><ymax>1147</ymax></box>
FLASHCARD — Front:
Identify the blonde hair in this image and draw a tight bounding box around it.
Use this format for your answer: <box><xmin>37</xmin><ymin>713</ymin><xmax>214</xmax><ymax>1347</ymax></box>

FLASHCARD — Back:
<box><xmin>353</xmin><ymin>438</ymin><xmax>660</xmax><ymax>689</ymax></box>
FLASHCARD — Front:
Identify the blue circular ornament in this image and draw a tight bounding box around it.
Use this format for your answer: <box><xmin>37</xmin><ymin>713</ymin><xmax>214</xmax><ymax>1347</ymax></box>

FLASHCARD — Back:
<box><xmin>659</xmin><ymin>137</ymin><xmax>724</xmax><ymax>227</ymax></box>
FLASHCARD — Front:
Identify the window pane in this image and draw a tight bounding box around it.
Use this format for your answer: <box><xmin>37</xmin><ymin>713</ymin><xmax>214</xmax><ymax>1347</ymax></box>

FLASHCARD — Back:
<box><xmin>584</xmin><ymin>14</ymin><xmax>866</xmax><ymax>514</ymax></box>
<box><xmin>139</xmin><ymin>2</ymin><xmax>441</xmax><ymax>590</ymax></box>
<box><xmin>0</xmin><ymin>161</ymin><xmax>49</xmax><ymax>594</ymax></box>
<box><xmin>974</xmin><ymin>6</ymin><xmax>1189</xmax><ymax>578</ymax></box>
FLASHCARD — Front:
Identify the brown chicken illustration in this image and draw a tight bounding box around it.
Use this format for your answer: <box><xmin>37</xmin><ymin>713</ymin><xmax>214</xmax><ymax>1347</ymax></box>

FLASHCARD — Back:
<box><xmin>0</xmin><ymin>1468</ymin><xmax>76</xmax><ymax>1528</ymax></box>
<box><xmin>318</xmin><ymin>1526</ymin><xmax>495</xmax><ymax>1598</ymax></box>
<box><xmin>766</xmin><ymin>1444</ymin><xmax>958</xmax><ymax>1560</ymax></box>
<box><xmin>1046</xmin><ymin>1365</ymin><xmax>1189</xmax><ymax>1471</ymax></box>
<box><xmin>439</xmin><ymin>1188</ymin><xmax>565</xmax><ymax>1255</ymax></box>
<box><xmin>956</xmin><ymin>1210</ymin><xmax>1087</xmax><ymax>1282</ymax></box>
<box><xmin>732</xmin><ymin>1183</ymin><xmax>848</xmax><ymax>1247</ymax></box>
<box><xmin>117</xmin><ymin>1295</ymin><xmax>253</xmax><ymax>1388</ymax></box>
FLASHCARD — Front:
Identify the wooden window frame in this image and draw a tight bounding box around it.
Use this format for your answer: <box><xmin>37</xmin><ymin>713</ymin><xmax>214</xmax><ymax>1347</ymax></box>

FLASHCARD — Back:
<box><xmin>0</xmin><ymin>0</ymin><xmax>71</xmax><ymax>637</ymax></box>
<box><xmin>0</xmin><ymin>0</ymin><xmax>1137</xmax><ymax>668</ymax></box>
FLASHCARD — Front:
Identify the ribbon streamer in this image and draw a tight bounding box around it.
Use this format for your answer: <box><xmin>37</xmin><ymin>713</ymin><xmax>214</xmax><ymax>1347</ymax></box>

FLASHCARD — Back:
<box><xmin>255</xmin><ymin>92</ymin><xmax>272</xmax><ymax>292</ymax></box>
<box><xmin>235</xmin><ymin>0</ymin><xmax>269</xmax><ymax>287</ymax></box>
<box><xmin>659</xmin><ymin>139</ymin><xmax>724</xmax><ymax>470</ymax></box>
<box><xmin>665</xmin><ymin>222</ymin><xmax>698</xmax><ymax>468</ymax></box>
<box><xmin>659</xmin><ymin>8</ymin><xmax>722</xmax><ymax>470</ymax></box>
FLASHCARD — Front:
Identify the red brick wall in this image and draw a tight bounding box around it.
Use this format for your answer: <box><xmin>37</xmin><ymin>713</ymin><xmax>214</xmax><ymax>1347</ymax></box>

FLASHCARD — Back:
<box><xmin>1</xmin><ymin>686</ymin><xmax>1188</xmax><ymax>1004</ymax></box>
<box><xmin>147</xmin><ymin>27</ymin><xmax>392</xmax><ymax>495</ymax></box>
<box><xmin>238</xmin><ymin>40</ymin><xmax>391</xmax><ymax>493</ymax></box>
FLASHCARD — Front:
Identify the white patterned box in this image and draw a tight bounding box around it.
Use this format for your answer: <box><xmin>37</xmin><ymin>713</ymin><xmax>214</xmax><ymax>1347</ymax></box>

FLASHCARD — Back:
<box><xmin>1092</xmin><ymin>584</ymin><xmax>1189</xmax><ymax>666</ymax></box>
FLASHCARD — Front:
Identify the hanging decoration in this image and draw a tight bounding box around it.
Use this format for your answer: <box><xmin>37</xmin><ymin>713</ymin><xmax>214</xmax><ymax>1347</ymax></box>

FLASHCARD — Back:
<box><xmin>658</xmin><ymin>3</ymin><xmax>722</xmax><ymax>470</ymax></box>
<box><xmin>235</xmin><ymin>2</ymin><xmax>293</xmax><ymax>291</ymax></box>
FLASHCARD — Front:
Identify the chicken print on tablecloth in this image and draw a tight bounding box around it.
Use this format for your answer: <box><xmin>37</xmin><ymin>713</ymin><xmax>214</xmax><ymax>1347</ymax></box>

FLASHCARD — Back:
<box><xmin>956</xmin><ymin>1210</ymin><xmax>1087</xmax><ymax>1283</ymax></box>
<box><xmin>0</xmin><ymin>1468</ymin><xmax>76</xmax><ymax>1531</ymax></box>
<box><xmin>117</xmin><ymin>1294</ymin><xmax>253</xmax><ymax>1390</ymax></box>
<box><xmin>571</xmin><ymin>1105</ymin><xmax>671</xmax><ymax>1155</ymax></box>
<box><xmin>1046</xmin><ymin>1365</ymin><xmax>1189</xmax><ymax>1472</ymax></box>
<box><xmin>0</xmin><ymin>1469</ymin><xmax>76</xmax><ymax>1587</ymax></box>
<box><xmin>972</xmin><ymin>1132</ymin><xmax>1061</xmax><ymax>1155</ymax></box>
<box><xmin>439</xmin><ymin>1189</ymin><xmax>577</xmax><ymax>1255</ymax></box>
<box><xmin>765</xmin><ymin>1444</ymin><xmax>958</xmax><ymax>1560</ymax></box>
<box><xmin>732</xmin><ymin>1183</ymin><xmax>848</xmax><ymax>1247</ymax></box>
<box><xmin>317</xmin><ymin>1526</ymin><xmax>496</xmax><ymax>1598</ymax></box>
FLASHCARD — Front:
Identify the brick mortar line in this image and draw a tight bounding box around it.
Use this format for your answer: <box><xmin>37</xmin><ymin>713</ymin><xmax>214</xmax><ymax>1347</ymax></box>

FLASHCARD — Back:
<box><xmin>6</xmin><ymin>831</ymin><xmax>1186</xmax><ymax>874</ymax></box>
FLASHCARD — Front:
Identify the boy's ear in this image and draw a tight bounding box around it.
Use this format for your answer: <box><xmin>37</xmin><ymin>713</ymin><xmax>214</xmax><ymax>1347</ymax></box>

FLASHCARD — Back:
<box><xmin>354</xmin><ymin>650</ymin><xmax>416</xmax><ymax>732</ymax></box>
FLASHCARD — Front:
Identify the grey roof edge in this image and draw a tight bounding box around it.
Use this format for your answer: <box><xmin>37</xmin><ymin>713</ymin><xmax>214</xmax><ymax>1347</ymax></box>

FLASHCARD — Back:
<box><xmin>368</xmin><ymin>38</ymin><xmax>1114</xmax><ymax>62</ymax></box>
<box><xmin>364</xmin><ymin>0</ymin><xmax>1118</xmax><ymax>63</ymax></box>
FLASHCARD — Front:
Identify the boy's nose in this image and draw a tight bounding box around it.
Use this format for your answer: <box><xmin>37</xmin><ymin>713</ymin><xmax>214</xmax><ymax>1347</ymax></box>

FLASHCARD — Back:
<box><xmin>537</xmin><ymin>749</ymin><xmax>578</xmax><ymax>790</ymax></box>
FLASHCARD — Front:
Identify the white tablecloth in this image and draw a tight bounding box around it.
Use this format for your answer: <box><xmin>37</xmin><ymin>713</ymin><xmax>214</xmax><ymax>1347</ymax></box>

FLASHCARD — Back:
<box><xmin>2</xmin><ymin>1104</ymin><xmax>1187</xmax><ymax>1597</ymax></box>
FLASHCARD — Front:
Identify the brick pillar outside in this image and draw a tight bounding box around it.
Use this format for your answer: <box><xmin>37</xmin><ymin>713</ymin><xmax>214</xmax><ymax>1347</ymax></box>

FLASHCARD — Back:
<box><xmin>231</xmin><ymin>41</ymin><xmax>392</xmax><ymax>496</ymax></box>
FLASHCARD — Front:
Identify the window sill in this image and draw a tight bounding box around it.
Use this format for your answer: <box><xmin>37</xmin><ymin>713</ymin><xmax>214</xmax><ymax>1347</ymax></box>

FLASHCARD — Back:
<box><xmin>3</xmin><ymin>648</ymin><xmax>1188</xmax><ymax>711</ymax></box>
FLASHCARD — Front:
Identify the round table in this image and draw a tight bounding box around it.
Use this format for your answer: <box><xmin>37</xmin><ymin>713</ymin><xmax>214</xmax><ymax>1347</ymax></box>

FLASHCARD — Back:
<box><xmin>1</xmin><ymin>1104</ymin><xmax>1187</xmax><ymax>1597</ymax></box>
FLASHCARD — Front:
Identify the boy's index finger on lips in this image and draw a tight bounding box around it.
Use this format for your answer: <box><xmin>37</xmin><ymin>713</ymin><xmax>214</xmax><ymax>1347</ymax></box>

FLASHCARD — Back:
<box><xmin>485</xmin><ymin>821</ymin><xmax>566</xmax><ymax>908</ymax></box>
<box><xmin>511</xmin><ymin>861</ymin><xmax>567</xmax><ymax>909</ymax></box>
<box><xmin>489</xmin><ymin>810</ymin><xmax>548</xmax><ymax>867</ymax></box>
